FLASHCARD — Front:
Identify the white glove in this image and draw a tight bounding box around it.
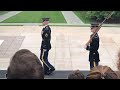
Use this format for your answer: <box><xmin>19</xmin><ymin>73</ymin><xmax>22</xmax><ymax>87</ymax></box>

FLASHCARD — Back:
<box><xmin>84</xmin><ymin>45</ymin><xmax>87</xmax><ymax>49</ymax></box>
<box><xmin>43</xmin><ymin>49</ymin><xmax>47</xmax><ymax>52</ymax></box>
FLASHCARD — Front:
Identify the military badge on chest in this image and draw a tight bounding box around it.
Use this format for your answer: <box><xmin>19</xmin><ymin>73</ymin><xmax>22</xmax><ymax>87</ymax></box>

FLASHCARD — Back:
<box><xmin>45</xmin><ymin>33</ymin><xmax>48</xmax><ymax>37</ymax></box>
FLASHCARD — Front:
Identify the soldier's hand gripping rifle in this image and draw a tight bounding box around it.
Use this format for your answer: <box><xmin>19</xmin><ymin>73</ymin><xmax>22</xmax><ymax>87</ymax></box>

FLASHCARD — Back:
<box><xmin>85</xmin><ymin>11</ymin><xmax>115</xmax><ymax>46</ymax></box>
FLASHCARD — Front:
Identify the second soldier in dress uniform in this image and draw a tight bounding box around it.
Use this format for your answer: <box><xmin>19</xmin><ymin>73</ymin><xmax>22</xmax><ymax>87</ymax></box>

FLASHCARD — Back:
<box><xmin>84</xmin><ymin>23</ymin><xmax>100</xmax><ymax>69</ymax></box>
<box><xmin>40</xmin><ymin>18</ymin><xmax>55</xmax><ymax>75</ymax></box>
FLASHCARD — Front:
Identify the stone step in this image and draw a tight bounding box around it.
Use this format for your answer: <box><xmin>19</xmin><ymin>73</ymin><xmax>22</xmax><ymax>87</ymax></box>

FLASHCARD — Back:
<box><xmin>0</xmin><ymin>70</ymin><xmax>89</xmax><ymax>79</ymax></box>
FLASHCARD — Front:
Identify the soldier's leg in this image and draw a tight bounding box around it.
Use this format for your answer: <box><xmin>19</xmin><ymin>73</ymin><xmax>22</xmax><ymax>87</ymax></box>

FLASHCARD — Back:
<box><xmin>43</xmin><ymin>63</ymin><xmax>48</xmax><ymax>74</ymax></box>
<box><xmin>40</xmin><ymin>49</ymin><xmax>47</xmax><ymax>73</ymax></box>
<box><xmin>40</xmin><ymin>49</ymin><xmax>43</xmax><ymax>60</ymax></box>
<box><xmin>95</xmin><ymin>51</ymin><xmax>100</xmax><ymax>67</ymax></box>
<box><xmin>41</xmin><ymin>49</ymin><xmax>50</xmax><ymax>74</ymax></box>
<box><xmin>95</xmin><ymin>61</ymin><xmax>99</xmax><ymax>66</ymax></box>
<box><xmin>44</xmin><ymin>50</ymin><xmax>55</xmax><ymax>70</ymax></box>
<box><xmin>40</xmin><ymin>49</ymin><xmax>44</xmax><ymax>66</ymax></box>
<box><xmin>90</xmin><ymin>61</ymin><xmax>94</xmax><ymax>69</ymax></box>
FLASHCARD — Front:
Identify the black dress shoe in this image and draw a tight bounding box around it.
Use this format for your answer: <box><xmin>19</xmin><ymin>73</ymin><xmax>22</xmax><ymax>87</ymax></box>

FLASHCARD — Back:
<box><xmin>50</xmin><ymin>67</ymin><xmax>55</xmax><ymax>72</ymax></box>
<box><xmin>44</xmin><ymin>71</ymin><xmax>51</xmax><ymax>75</ymax></box>
<box><xmin>44</xmin><ymin>67</ymin><xmax>55</xmax><ymax>75</ymax></box>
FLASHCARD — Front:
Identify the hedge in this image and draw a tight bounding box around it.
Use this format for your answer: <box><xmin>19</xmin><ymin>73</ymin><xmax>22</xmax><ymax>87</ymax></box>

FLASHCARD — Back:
<box><xmin>80</xmin><ymin>11</ymin><xmax>120</xmax><ymax>24</ymax></box>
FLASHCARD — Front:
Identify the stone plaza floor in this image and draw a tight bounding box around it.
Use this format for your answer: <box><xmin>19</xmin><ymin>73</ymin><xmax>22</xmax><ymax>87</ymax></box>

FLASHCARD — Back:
<box><xmin>0</xmin><ymin>26</ymin><xmax>120</xmax><ymax>78</ymax></box>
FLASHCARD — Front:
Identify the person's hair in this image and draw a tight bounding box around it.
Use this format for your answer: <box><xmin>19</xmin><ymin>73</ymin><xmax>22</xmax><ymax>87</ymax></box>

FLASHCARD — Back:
<box><xmin>86</xmin><ymin>65</ymin><xmax>119</xmax><ymax>79</ymax></box>
<box><xmin>68</xmin><ymin>70</ymin><xmax>85</xmax><ymax>79</ymax></box>
<box><xmin>117</xmin><ymin>51</ymin><xmax>120</xmax><ymax>70</ymax></box>
<box><xmin>6</xmin><ymin>49</ymin><xmax>44</xmax><ymax>79</ymax></box>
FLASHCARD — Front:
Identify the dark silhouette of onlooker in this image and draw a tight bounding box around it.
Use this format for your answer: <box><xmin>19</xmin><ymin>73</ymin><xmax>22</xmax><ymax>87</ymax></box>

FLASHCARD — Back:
<box><xmin>68</xmin><ymin>70</ymin><xmax>85</xmax><ymax>79</ymax></box>
<box><xmin>6</xmin><ymin>49</ymin><xmax>44</xmax><ymax>79</ymax></box>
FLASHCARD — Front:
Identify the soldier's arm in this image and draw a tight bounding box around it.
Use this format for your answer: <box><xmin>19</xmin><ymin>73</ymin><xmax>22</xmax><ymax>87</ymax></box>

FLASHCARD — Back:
<box><xmin>42</xmin><ymin>28</ymin><xmax>50</xmax><ymax>41</ymax></box>
<box><xmin>49</xmin><ymin>27</ymin><xmax>51</xmax><ymax>34</ymax></box>
<box><xmin>86</xmin><ymin>38</ymin><xmax>99</xmax><ymax>51</ymax></box>
<box><xmin>41</xmin><ymin>31</ymin><xmax>49</xmax><ymax>49</ymax></box>
<box><xmin>41</xmin><ymin>31</ymin><xmax>44</xmax><ymax>39</ymax></box>
<box><xmin>49</xmin><ymin>27</ymin><xmax>51</xmax><ymax>40</ymax></box>
<box><xmin>42</xmin><ymin>43</ymin><xmax>47</xmax><ymax>49</ymax></box>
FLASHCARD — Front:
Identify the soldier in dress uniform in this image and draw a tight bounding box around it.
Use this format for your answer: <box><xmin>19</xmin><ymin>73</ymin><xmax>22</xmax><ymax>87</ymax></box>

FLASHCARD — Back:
<box><xmin>40</xmin><ymin>18</ymin><xmax>55</xmax><ymax>75</ymax></box>
<box><xmin>84</xmin><ymin>23</ymin><xmax>100</xmax><ymax>69</ymax></box>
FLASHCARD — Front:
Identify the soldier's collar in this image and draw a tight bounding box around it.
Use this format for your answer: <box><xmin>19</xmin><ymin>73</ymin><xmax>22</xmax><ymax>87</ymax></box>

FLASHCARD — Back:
<box><xmin>43</xmin><ymin>24</ymin><xmax>48</xmax><ymax>28</ymax></box>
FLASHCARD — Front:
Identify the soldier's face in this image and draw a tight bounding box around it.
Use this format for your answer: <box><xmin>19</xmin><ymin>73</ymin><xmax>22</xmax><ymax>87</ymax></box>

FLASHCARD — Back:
<box><xmin>91</xmin><ymin>27</ymin><xmax>97</xmax><ymax>33</ymax></box>
<box><xmin>42</xmin><ymin>21</ymin><xmax>49</xmax><ymax>25</ymax></box>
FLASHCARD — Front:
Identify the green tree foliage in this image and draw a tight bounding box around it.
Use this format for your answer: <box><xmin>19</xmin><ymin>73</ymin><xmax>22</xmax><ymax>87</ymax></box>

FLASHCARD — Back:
<box><xmin>81</xmin><ymin>11</ymin><xmax>120</xmax><ymax>23</ymax></box>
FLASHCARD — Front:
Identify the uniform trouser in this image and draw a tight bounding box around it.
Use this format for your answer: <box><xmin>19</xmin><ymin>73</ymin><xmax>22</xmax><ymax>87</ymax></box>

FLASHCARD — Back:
<box><xmin>40</xmin><ymin>49</ymin><xmax>54</xmax><ymax>73</ymax></box>
<box><xmin>90</xmin><ymin>61</ymin><xmax>99</xmax><ymax>69</ymax></box>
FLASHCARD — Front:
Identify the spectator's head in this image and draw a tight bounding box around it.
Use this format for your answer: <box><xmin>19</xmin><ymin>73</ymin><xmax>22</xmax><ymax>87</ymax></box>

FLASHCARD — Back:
<box><xmin>86</xmin><ymin>65</ymin><xmax>119</xmax><ymax>79</ymax></box>
<box><xmin>6</xmin><ymin>49</ymin><xmax>44</xmax><ymax>79</ymax></box>
<box><xmin>68</xmin><ymin>70</ymin><xmax>85</xmax><ymax>79</ymax></box>
<box><xmin>42</xmin><ymin>18</ymin><xmax>49</xmax><ymax>25</ymax></box>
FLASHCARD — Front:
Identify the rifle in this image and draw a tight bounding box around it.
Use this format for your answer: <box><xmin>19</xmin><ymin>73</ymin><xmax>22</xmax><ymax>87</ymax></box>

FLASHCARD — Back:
<box><xmin>85</xmin><ymin>11</ymin><xmax>115</xmax><ymax>46</ymax></box>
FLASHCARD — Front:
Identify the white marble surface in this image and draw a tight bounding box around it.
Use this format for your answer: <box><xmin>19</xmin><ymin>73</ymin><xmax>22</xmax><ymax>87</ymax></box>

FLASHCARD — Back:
<box><xmin>0</xmin><ymin>26</ymin><xmax>120</xmax><ymax>71</ymax></box>
<box><xmin>0</xmin><ymin>40</ymin><xmax>4</xmax><ymax>45</ymax></box>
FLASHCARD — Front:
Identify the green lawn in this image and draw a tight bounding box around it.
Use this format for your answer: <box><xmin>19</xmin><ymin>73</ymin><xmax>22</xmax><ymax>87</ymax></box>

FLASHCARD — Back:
<box><xmin>0</xmin><ymin>11</ymin><xmax>9</xmax><ymax>15</ymax></box>
<box><xmin>2</xmin><ymin>11</ymin><xmax>66</xmax><ymax>23</ymax></box>
<box><xmin>73</xmin><ymin>11</ymin><xmax>90</xmax><ymax>24</ymax></box>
